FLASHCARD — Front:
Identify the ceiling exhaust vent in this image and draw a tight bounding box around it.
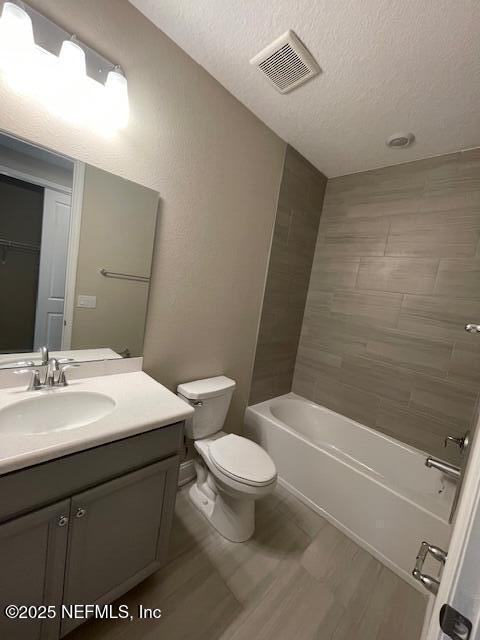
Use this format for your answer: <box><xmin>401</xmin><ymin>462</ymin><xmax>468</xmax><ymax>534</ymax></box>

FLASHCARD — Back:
<box><xmin>250</xmin><ymin>30</ymin><xmax>320</xmax><ymax>94</ymax></box>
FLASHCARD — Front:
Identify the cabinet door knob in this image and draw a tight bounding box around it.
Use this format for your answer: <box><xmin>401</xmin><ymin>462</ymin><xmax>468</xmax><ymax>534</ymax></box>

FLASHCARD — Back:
<box><xmin>76</xmin><ymin>508</ymin><xmax>86</xmax><ymax>518</ymax></box>
<box><xmin>58</xmin><ymin>515</ymin><xmax>68</xmax><ymax>527</ymax></box>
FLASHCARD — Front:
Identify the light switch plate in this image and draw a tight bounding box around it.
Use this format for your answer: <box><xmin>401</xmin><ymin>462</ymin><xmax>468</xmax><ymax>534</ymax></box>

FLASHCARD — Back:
<box><xmin>77</xmin><ymin>295</ymin><xmax>97</xmax><ymax>309</ymax></box>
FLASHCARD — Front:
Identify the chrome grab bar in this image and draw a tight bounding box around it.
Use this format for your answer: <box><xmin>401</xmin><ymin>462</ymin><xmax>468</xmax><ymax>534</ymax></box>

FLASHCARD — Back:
<box><xmin>100</xmin><ymin>269</ymin><xmax>150</xmax><ymax>283</ymax></box>
<box><xmin>425</xmin><ymin>457</ymin><xmax>461</xmax><ymax>479</ymax></box>
<box><xmin>412</xmin><ymin>541</ymin><xmax>447</xmax><ymax>595</ymax></box>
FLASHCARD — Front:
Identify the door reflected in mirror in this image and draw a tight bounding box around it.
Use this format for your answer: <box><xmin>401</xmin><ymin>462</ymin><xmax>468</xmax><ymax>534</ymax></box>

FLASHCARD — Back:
<box><xmin>0</xmin><ymin>132</ymin><xmax>159</xmax><ymax>369</ymax></box>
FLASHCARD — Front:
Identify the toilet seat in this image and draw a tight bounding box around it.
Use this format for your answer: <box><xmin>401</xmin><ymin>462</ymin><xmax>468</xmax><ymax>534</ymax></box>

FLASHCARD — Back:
<box><xmin>208</xmin><ymin>434</ymin><xmax>276</xmax><ymax>487</ymax></box>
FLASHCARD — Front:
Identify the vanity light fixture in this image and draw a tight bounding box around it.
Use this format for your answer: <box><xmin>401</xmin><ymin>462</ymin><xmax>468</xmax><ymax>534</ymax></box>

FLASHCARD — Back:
<box><xmin>0</xmin><ymin>1</ymin><xmax>129</xmax><ymax>132</ymax></box>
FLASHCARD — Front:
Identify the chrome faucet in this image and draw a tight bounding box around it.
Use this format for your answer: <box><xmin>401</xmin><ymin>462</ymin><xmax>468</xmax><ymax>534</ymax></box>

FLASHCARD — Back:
<box><xmin>45</xmin><ymin>357</ymin><xmax>59</xmax><ymax>387</ymax></box>
<box><xmin>425</xmin><ymin>457</ymin><xmax>461</xmax><ymax>480</ymax></box>
<box><xmin>14</xmin><ymin>359</ymin><xmax>79</xmax><ymax>391</ymax></box>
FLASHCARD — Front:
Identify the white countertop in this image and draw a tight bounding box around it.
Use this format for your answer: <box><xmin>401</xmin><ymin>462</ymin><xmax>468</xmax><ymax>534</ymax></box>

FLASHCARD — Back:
<box><xmin>0</xmin><ymin>348</ymin><xmax>121</xmax><ymax>369</ymax></box>
<box><xmin>0</xmin><ymin>371</ymin><xmax>194</xmax><ymax>475</ymax></box>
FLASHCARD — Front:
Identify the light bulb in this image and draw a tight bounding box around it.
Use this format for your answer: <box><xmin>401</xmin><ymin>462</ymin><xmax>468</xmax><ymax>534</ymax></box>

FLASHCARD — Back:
<box><xmin>59</xmin><ymin>39</ymin><xmax>86</xmax><ymax>77</ymax></box>
<box><xmin>105</xmin><ymin>67</ymin><xmax>129</xmax><ymax>129</ymax></box>
<box><xmin>0</xmin><ymin>2</ymin><xmax>35</xmax><ymax>75</ymax></box>
<box><xmin>0</xmin><ymin>2</ymin><xmax>34</xmax><ymax>48</ymax></box>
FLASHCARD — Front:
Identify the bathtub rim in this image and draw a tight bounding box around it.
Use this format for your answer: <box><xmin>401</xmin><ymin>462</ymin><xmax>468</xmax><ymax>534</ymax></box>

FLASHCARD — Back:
<box><xmin>249</xmin><ymin>391</ymin><xmax>438</xmax><ymax>462</ymax></box>
<box><xmin>246</xmin><ymin>392</ymin><xmax>453</xmax><ymax>525</ymax></box>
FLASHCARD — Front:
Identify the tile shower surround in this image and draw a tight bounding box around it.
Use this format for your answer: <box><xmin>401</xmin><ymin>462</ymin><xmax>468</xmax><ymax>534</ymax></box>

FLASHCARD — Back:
<box><xmin>251</xmin><ymin>146</ymin><xmax>480</xmax><ymax>463</ymax></box>
<box><xmin>249</xmin><ymin>146</ymin><xmax>327</xmax><ymax>404</ymax></box>
<box><xmin>292</xmin><ymin>149</ymin><xmax>480</xmax><ymax>463</ymax></box>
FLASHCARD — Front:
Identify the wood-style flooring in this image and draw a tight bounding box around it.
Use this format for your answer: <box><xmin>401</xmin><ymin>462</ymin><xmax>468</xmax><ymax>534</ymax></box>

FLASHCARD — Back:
<box><xmin>68</xmin><ymin>483</ymin><xmax>427</xmax><ymax>640</ymax></box>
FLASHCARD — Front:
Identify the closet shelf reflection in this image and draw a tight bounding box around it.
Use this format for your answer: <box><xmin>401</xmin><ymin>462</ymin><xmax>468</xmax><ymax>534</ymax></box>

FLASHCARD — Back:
<box><xmin>0</xmin><ymin>238</ymin><xmax>41</xmax><ymax>264</ymax></box>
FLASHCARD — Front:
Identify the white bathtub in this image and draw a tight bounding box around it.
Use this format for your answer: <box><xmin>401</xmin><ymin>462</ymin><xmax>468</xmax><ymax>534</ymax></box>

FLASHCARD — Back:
<box><xmin>245</xmin><ymin>392</ymin><xmax>454</xmax><ymax>589</ymax></box>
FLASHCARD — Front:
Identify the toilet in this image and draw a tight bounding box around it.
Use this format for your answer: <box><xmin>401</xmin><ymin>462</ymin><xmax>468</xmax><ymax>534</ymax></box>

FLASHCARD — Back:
<box><xmin>177</xmin><ymin>376</ymin><xmax>277</xmax><ymax>542</ymax></box>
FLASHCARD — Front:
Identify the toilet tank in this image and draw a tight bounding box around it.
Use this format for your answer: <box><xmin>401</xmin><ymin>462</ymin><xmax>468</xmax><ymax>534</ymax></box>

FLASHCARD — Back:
<box><xmin>177</xmin><ymin>376</ymin><xmax>236</xmax><ymax>439</ymax></box>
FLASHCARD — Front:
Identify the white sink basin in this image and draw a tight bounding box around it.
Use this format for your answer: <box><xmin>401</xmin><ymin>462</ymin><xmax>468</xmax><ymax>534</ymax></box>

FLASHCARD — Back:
<box><xmin>0</xmin><ymin>392</ymin><xmax>116</xmax><ymax>435</ymax></box>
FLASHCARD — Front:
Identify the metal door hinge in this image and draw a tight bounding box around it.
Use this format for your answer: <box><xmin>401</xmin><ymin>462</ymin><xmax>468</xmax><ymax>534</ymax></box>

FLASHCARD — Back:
<box><xmin>440</xmin><ymin>604</ymin><xmax>472</xmax><ymax>640</ymax></box>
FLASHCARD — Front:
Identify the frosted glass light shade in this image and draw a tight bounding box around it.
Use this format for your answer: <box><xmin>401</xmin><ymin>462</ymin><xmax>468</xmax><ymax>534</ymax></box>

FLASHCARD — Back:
<box><xmin>59</xmin><ymin>39</ymin><xmax>86</xmax><ymax>77</ymax></box>
<box><xmin>0</xmin><ymin>2</ymin><xmax>34</xmax><ymax>50</ymax></box>
<box><xmin>0</xmin><ymin>2</ymin><xmax>35</xmax><ymax>63</ymax></box>
<box><xmin>106</xmin><ymin>68</ymin><xmax>129</xmax><ymax>129</ymax></box>
<box><xmin>0</xmin><ymin>2</ymin><xmax>35</xmax><ymax>88</ymax></box>
<box><xmin>0</xmin><ymin>4</ymin><xmax>128</xmax><ymax>132</ymax></box>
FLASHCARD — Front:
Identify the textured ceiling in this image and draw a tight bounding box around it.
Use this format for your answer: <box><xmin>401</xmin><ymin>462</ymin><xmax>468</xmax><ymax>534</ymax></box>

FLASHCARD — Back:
<box><xmin>130</xmin><ymin>0</ymin><xmax>480</xmax><ymax>177</ymax></box>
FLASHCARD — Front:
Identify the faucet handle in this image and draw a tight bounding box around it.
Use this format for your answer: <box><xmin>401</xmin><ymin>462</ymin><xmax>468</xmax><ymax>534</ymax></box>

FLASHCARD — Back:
<box><xmin>14</xmin><ymin>368</ymin><xmax>41</xmax><ymax>391</ymax></box>
<box><xmin>57</xmin><ymin>363</ymin><xmax>80</xmax><ymax>386</ymax></box>
<box><xmin>444</xmin><ymin>432</ymin><xmax>469</xmax><ymax>451</ymax></box>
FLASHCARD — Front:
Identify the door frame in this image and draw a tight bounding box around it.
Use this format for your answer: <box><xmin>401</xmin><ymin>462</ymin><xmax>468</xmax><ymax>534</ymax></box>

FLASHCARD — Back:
<box><xmin>61</xmin><ymin>161</ymin><xmax>84</xmax><ymax>350</ymax></box>
<box><xmin>0</xmin><ymin>163</ymin><xmax>72</xmax><ymax>195</ymax></box>
<box><xmin>34</xmin><ymin>188</ymin><xmax>72</xmax><ymax>351</ymax></box>
<box><xmin>0</xmin><ymin>159</ymin><xmax>84</xmax><ymax>351</ymax></box>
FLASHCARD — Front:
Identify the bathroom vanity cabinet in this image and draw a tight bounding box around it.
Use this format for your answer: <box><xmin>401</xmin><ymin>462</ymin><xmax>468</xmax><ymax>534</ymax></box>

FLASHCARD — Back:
<box><xmin>0</xmin><ymin>422</ymin><xmax>183</xmax><ymax>639</ymax></box>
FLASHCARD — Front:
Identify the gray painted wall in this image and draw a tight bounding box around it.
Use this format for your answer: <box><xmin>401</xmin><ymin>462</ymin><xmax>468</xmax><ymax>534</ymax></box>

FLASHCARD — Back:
<box><xmin>292</xmin><ymin>150</ymin><xmax>480</xmax><ymax>462</ymax></box>
<box><xmin>249</xmin><ymin>146</ymin><xmax>327</xmax><ymax>404</ymax></box>
<box><xmin>0</xmin><ymin>0</ymin><xmax>286</xmax><ymax>435</ymax></box>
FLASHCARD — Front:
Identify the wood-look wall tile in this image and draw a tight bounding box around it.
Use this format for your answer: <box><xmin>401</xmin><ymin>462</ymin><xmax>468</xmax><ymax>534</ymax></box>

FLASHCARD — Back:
<box><xmin>272</xmin><ymin>207</ymin><xmax>291</xmax><ymax>245</ymax></box>
<box><xmin>300</xmin><ymin>314</ymin><xmax>371</xmax><ymax>358</ymax></box>
<box><xmin>409</xmin><ymin>376</ymin><xmax>478</xmax><ymax>431</ymax></box>
<box><xmin>249</xmin><ymin>371</ymin><xmax>293</xmax><ymax>405</ymax></box>
<box><xmin>295</xmin><ymin>344</ymin><xmax>342</xmax><ymax>382</ymax></box>
<box><xmin>340</xmin><ymin>356</ymin><xmax>412</xmax><ymax>405</ymax></box>
<box><xmin>303</xmin><ymin>289</ymin><xmax>333</xmax><ymax>313</ymax></box>
<box><xmin>365</xmin><ymin>328</ymin><xmax>452</xmax><ymax>377</ymax></box>
<box><xmin>317</xmin><ymin>217</ymin><xmax>389</xmax><ymax>257</ymax></box>
<box><xmin>277</xmin><ymin>167</ymin><xmax>310</xmax><ymax>213</ymax></box>
<box><xmin>343</xmin><ymin>193</ymin><xmax>420</xmax><ymax>219</ymax></box>
<box><xmin>309</xmin><ymin>257</ymin><xmax>360</xmax><ymax>291</ymax></box>
<box><xmin>356</xmin><ymin>257</ymin><xmax>439</xmax><ymax>294</ymax></box>
<box><xmin>386</xmin><ymin>210</ymin><xmax>480</xmax><ymax>258</ymax></box>
<box><xmin>448</xmin><ymin>338</ymin><xmax>480</xmax><ymax>389</ymax></box>
<box><xmin>420</xmin><ymin>151</ymin><xmax>480</xmax><ymax>211</ymax></box>
<box><xmin>288</xmin><ymin>209</ymin><xmax>321</xmax><ymax>256</ymax></box>
<box><xmin>330</xmin><ymin>289</ymin><xmax>402</xmax><ymax>328</ymax></box>
<box><xmin>434</xmin><ymin>258</ymin><xmax>480</xmax><ymax>299</ymax></box>
<box><xmin>421</xmin><ymin>151</ymin><xmax>480</xmax><ymax>213</ymax></box>
<box><xmin>375</xmin><ymin>400</ymin><xmax>462</xmax><ymax>463</ymax></box>
<box><xmin>256</xmin><ymin>149</ymin><xmax>480</xmax><ymax>457</ymax></box>
<box><xmin>261</xmin><ymin>266</ymin><xmax>291</xmax><ymax>310</ymax></box>
<box><xmin>250</xmin><ymin>145</ymin><xmax>326</xmax><ymax>404</ymax></box>
<box><xmin>291</xmin><ymin>368</ymin><xmax>316</xmax><ymax>400</ymax></box>
<box><xmin>313</xmin><ymin>372</ymin><xmax>380</xmax><ymax>427</ymax></box>
<box><xmin>398</xmin><ymin>294</ymin><xmax>480</xmax><ymax>340</ymax></box>
<box><xmin>268</xmin><ymin>241</ymin><xmax>312</xmax><ymax>281</ymax></box>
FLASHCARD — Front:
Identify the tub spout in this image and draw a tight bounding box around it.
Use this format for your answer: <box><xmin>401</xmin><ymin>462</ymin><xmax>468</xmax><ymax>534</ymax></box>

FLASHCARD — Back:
<box><xmin>425</xmin><ymin>457</ymin><xmax>461</xmax><ymax>480</ymax></box>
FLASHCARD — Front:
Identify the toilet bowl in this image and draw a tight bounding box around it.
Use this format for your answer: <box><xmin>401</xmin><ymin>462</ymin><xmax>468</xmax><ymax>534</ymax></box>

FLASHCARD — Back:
<box><xmin>177</xmin><ymin>376</ymin><xmax>277</xmax><ymax>542</ymax></box>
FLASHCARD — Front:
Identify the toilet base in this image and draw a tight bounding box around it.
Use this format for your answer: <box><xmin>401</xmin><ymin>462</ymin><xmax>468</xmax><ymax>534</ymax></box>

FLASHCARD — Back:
<box><xmin>189</xmin><ymin>479</ymin><xmax>255</xmax><ymax>543</ymax></box>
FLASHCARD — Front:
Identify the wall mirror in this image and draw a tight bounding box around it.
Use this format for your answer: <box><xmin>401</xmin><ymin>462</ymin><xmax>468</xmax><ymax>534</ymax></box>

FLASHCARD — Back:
<box><xmin>0</xmin><ymin>131</ymin><xmax>159</xmax><ymax>369</ymax></box>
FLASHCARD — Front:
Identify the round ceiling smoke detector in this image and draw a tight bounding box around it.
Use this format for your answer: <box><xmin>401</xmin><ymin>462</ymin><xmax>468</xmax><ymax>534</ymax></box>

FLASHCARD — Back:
<box><xmin>386</xmin><ymin>133</ymin><xmax>415</xmax><ymax>149</ymax></box>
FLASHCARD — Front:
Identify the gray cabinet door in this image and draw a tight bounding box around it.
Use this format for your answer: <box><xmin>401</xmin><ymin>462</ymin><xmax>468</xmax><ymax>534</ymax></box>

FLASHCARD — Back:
<box><xmin>0</xmin><ymin>500</ymin><xmax>70</xmax><ymax>640</ymax></box>
<box><xmin>61</xmin><ymin>456</ymin><xmax>179</xmax><ymax>636</ymax></box>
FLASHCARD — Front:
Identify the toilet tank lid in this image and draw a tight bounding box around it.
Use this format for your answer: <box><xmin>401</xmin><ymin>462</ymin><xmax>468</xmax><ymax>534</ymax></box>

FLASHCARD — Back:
<box><xmin>177</xmin><ymin>376</ymin><xmax>236</xmax><ymax>400</ymax></box>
